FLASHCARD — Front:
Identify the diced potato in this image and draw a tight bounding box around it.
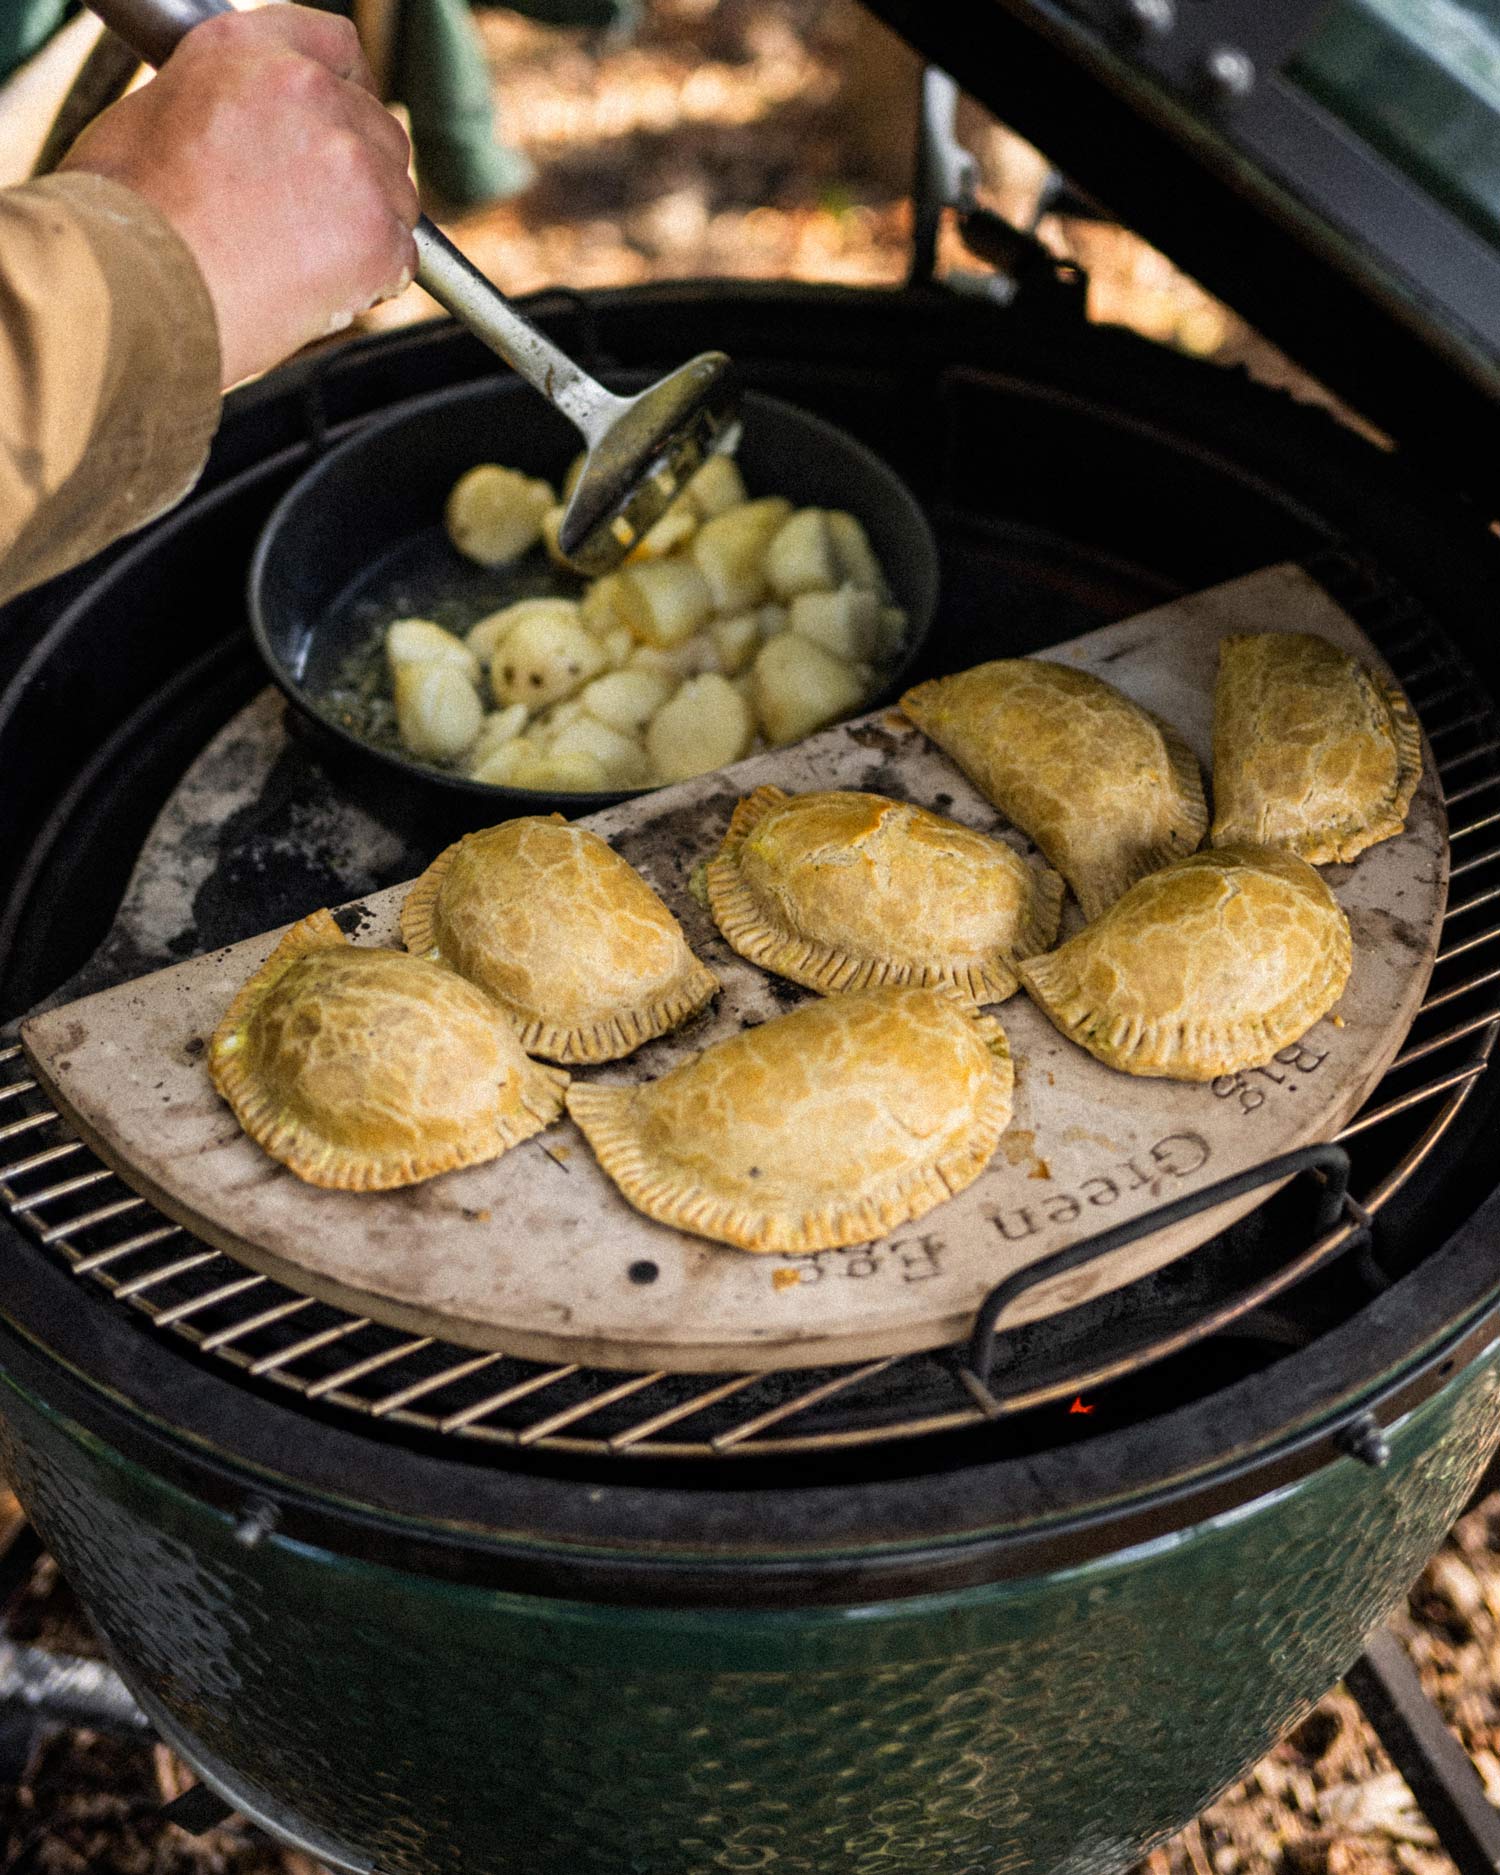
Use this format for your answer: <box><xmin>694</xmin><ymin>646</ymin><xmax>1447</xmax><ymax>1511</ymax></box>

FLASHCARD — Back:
<box><xmin>616</xmin><ymin>560</ymin><xmax>713</xmax><ymax>648</ymax></box>
<box><xmin>788</xmin><ymin>585</ymin><xmax>881</xmax><ymax>664</ymax></box>
<box><xmin>826</xmin><ymin>511</ymin><xmax>889</xmax><ymax>596</ymax></box>
<box><xmin>647</xmin><ymin>673</ymin><xmax>755</xmax><ymax>783</ymax></box>
<box><xmin>676</xmin><ymin>629</ymin><xmax>726</xmax><ymax>676</ymax></box>
<box><xmin>766</xmin><ymin>509</ymin><xmax>840</xmax><ymax>601</ymax></box>
<box><xmin>686</xmin><ymin>454</ymin><xmax>748</xmax><ymax>519</ymax></box>
<box><xmin>581</xmin><ymin>573</ymin><xmax>628</xmax><ymax>638</ymax></box>
<box><xmin>526</xmin><ymin>748</ymin><xmax>610</xmax><ymax>791</ymax></box>
<box><xmin>467</xmin><ymin>598</ymin><xmax>581</xmax><ymax>668</ymax></box>
<box><xmin>468</xmin><ymin>703</ymin><xmax>530</xmax><ymax>769</ymax></box>
<box><xmin>627</xmin><ymin>645</ymin><xmax>677</xmax><ymax>675</ymax></box>
<box><xmin>394</xmin><ymin>661</ymin><xmax>483</xmax><ymax>762</ymax></box>
<box><xmin>471</xmin><ymin>739</ymin><xmax>608</xmax><ymax>792</ymax></box>
<box><xmin>626</xmin><ymin>499</ymin><xmax>698</xmax><ymax>563</ymax></box>
<box><xmin>691</xmin><ymin>498</ymin><xmax>792</xmax><ymax>614</ymax></box>
<box><xmin>710</xmin><ymin>614</ymin><xmax>760</xmax><ymax>677</ymax></box>
<box><xmin>540</xmin><ymin>506</ymin><xmax>570</xmax><ymax>570</ymax></box>
<box><xmin>465</xmin><ymin>612</ymin><xmax>513</xmax><ymax>666</ymax></box>
<box><xmin>602</xmin><ymin>626</ymin><xmax>634</xmax><ymax>669</ymax></box>
<box><xmin>876</xmin><ymin>606</ymin><xmax>908</xmax><ymax>660</ymax></box>
<box><xmin>469</xmin><ymin>739</ymin><xmax>538</xmax><ymax>787</ymax></box>
<box><xmin>445</xmin><ymin>465</ymin><xmax>555</xmax><ymax>567</ymax></box>
<box><xmin>491</xmin><ymin>611</ymin><xmax>606</xmax><ymax>709</ymax></box>
<box><xmin>549</xmin><ymin>716</ymin><xmax>651</xmax><ymax>788</ymax></box>
<box><xmin>757</xmin><ymin>603</ymin><xmax>790</xmax><ymax>639</ymax></box>
<box><xmin>583</xmin><ymin>669</ymin><xmax>676</xmax><ymax>736</ymax></box>
<box><xmin>532</xmin><ymin>697</ymin><xmax>590</xmax><ymax>746</ymax></box>
<box><xmin>752</xmin><ymin>634</ymin><xmax>865</xmax><ymax>747</ymax></box>
<box><xmin>386</xmin><ymin>618</ymin><xmax>479</xmax><ymax>684</ymax></box>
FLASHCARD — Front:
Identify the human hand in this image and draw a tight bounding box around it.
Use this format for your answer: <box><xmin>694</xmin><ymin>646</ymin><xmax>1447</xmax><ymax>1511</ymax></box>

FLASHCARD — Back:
<box><xmin>61</xmin><ymin>6</ymin><xmax>420</xmax><ymax>388</ymax></box>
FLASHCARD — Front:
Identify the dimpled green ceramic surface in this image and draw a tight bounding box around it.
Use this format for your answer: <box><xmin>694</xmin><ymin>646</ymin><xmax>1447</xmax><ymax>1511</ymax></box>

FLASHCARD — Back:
<box><xmin>3</xmin><ymin>1344</ymin><xmax>1500</xmax><ymax>1875</ymax></box>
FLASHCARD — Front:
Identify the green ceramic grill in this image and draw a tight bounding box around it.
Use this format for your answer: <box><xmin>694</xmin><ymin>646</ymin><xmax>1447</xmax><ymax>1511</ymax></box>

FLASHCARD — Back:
<box><xmin>5</xmin><ymin>2</ymin><xmax>1500</xmax><ymax>1871</ymax></box>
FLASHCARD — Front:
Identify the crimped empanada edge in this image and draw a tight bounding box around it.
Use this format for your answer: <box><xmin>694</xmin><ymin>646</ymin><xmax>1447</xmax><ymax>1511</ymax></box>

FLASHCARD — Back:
<box><xmin>1019</xmin><ymin>861</ymin><xmax>1068</xmax><ymax>960</ymax></box>
<box><xmin>721</xmin><ymin>783</ymin><xmax>791</xmax><ymax>848</ymax></box>
<box><xmin>209</xmin><ymin>910</ymin><xmax>570</xmax><ymax>1189</ymax></box>
<box><xmin>1154</xmin><ymin>711</ymin><xmax>1211</xmax><ymax>852</ymax></box>
<box><xmin>220</xmin><ymin>1053</ymin><xmax>567</xmax><ymax>1191</ymax></box>
<box><xmin>1209</xmin><ymin>650</ymin><xmax>1425</xmax><ymax>865</ymax></box>
<box><xmin>712</xmin><ymin>788</ymin><xmax>1067</xmax><ymax>1004</ymax></box>
<box><xmin>566</xmin><ymin>1031</ymin><xmax>1013</xmax><ymax>1254</ymax></box>
<box><xmin>401</xmin><ymin>824</ymin><xmax>720</xmax><ymax>1064</ymax></box>
<box><xmin>514</xmin><ymin>954</ymin><xmax>721</xmax><ymax>1064</ymax></box>
<box><xmin>705</xmin><ymin>850</ymin><xmax>1023</xmax><ymax>1004</ymax></box>
<box><xmin>1017</xmin><ymin>913</ymin><xmax>1353</xmax><ymax>1082</ymax></box>
<box><xmin>1065</xmin><ymin>714</ymin><xmax>1207</xmax><ymax>922</ymax></box>
<box><xmin>210</xmin><ymin>908</ymin><xmax>348</xmax><ymax>1091</ymax></box>
<box><xmin>399</xmin><ymin>838</ymin><xmax>463</xmax><ymax>960</ymax></box>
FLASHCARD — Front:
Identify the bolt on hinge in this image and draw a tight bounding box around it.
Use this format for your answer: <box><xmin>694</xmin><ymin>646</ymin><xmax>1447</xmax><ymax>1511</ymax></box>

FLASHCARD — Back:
<box><xmin>1202</xmin><ymin>45</ymin><xmax>1256</xmax><ymax>102</ymax></box>
<box><xmin>1340</xmin><ymin>1412</ymin><xmax>1392</xmax><ymax>1469</ymax></box>
<box><xmin>232</xmin><ymin>1497</ymin><xmax>280</xmax><ymax>1549</ymax></box>
<box><xmin>1124</xmin><ymin>0</ymin><xmax>1175</xmax><ymax>34</ymax></box>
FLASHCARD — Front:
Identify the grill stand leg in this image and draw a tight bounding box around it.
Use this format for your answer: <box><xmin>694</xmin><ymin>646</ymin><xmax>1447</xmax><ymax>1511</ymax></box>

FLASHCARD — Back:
<box><xmin>1347</xmin><ymin>1628</ymin><xmax>1500</xmax><ymax>1875</ymax></box>
<box><xmin>113</xmin><ymin>1655</ymin><xmax>382</xmax><ymax>1874</ymax></box>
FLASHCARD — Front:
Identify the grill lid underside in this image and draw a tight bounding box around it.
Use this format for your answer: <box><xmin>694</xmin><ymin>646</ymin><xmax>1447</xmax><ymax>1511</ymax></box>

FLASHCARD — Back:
<box><xmin>866</xmin><ymin>0</ymin><xmax>1500</xmax><ymax>508</ymax></box>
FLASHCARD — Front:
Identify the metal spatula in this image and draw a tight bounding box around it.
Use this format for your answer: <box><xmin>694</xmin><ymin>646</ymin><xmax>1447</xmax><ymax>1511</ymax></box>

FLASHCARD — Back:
<box><xmin>86</xmin><ymin>0</ymin><xmax>741</xmax><ymax>575</ymax></box>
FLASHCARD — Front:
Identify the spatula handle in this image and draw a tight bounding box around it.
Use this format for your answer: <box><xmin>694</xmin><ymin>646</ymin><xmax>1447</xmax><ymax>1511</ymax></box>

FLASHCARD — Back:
<box><xmin>84</xmin><ymin>0</ymin><xmax>615</xmax><ymax>439</ymax></box>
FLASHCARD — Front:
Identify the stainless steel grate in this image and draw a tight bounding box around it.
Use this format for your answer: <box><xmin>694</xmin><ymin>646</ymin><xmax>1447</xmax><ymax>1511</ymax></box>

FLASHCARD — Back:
<box><xmin>3</xmin><ymin>565</ymin><xmax>1499</xmax><ymax>1460</ymax></box>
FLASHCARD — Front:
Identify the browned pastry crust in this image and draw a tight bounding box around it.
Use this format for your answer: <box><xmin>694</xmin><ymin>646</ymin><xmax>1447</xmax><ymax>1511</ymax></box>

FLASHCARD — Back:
<box><xmin>208</xmin><ymin>910</ymin><xmax>567</xmax><ymax>1189</ymax></box>
<box><xmin>901</xmin><ymin>658</ymin><xmax>1207</xmax><ymax>921</ymax></box>
<box><xmin>706</xmin><ymin>786</ymin><xmax>1063</xmax><ymax>1003</ymax></box>
<box><xmin>401</xmin><ymin>817</ymin><xmax>718</xmax><ymax>1064</ymax></box>
<box><xmin>566</xmin><ymin>986</ymin><xmax>1014</xmax><ymax>1253</ymax></box>
<box><xmin>1210</xmin><ymin>631</ymin><xmax>1423</xmax><ymax>864</ymax></box>
<box><xmin>1017</xmin><ymin>844</ymin><xmax>1351</xmax><ymax>1081</ymax></box>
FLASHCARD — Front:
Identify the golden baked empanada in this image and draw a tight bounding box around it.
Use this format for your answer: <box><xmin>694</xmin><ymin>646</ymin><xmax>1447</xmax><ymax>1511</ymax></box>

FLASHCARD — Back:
<box><xmin>901</xmin><ymin>659</ymin><xmax>1207</xmax><ymax>920</ymax></box>
<box><xmin>209</xmin><ymin>910</ymin><xmax>567</xmax><ymax>1190</ymax></box>
<box><xmin>1017</xmin><ymin>844</ymin><xmax>1351</xmax><ymax>1081</ymax></box>
<box><xmin>401</xmin><ymin>817</ymin><xmax>717</xmax><ymax>1064</ymax></box>
<box><xmin>567</xmin><ymin>987</ymin><xmax>1013</xmax><ymax>1252</ymax></box>
<box><xmin>706</xmin><ymin>786</ymin><xmax>1063</xmax><ymax>1003</ymax></box>
<box><xmin>1210</xmin><ymin>631</ymin><xmax>1422</xmax><ymax>864</ymax></box>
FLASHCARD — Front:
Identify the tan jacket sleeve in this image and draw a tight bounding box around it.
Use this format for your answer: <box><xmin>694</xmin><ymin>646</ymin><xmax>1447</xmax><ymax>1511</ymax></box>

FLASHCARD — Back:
<box><xmin>0</xmin><ymin>172</ymin><xmax>222</xmax><ymax>609</ymax></box>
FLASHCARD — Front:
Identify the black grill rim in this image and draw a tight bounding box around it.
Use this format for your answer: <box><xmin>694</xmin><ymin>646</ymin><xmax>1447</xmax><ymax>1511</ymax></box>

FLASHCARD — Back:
<box><xmin>3</xmin><ymin>292</ymin><xmax>1500</xmax><ymax>1598</ymax></box>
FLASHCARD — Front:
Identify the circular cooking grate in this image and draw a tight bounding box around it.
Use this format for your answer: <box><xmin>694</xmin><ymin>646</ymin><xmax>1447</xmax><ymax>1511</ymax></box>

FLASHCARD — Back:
<box><xmin>3</xmin><ymin>557</ymin><xmax>1499</xmax><ymax>1461</ymax></box>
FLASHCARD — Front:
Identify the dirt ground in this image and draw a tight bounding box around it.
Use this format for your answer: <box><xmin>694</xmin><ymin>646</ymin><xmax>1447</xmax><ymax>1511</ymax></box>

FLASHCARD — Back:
<box><xmin>0</xmin><ymin>0</ymin><xmax>1455</xmax><ymax>1868</ymax></box>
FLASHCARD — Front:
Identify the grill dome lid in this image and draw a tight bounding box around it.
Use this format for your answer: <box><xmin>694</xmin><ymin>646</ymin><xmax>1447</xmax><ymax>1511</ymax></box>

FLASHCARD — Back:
<box><xmin>866</xmin><ymin>0</ymin><xmax>1500</xmax><ymax>502</ymax></box>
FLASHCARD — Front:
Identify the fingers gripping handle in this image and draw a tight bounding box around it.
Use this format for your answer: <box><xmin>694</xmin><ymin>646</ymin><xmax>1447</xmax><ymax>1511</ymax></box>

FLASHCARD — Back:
<box><xmin>86</xmin><ymin>0</ymin><xmax>615</xmax><ymax>434</ymax></box>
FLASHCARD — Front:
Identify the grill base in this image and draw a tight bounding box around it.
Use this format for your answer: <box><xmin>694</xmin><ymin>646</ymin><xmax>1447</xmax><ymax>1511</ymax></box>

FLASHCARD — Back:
<box><xmin>4</xmin><ymin>1321</ymin><xmax>1500</xmax><ymax>1875</ymax></box>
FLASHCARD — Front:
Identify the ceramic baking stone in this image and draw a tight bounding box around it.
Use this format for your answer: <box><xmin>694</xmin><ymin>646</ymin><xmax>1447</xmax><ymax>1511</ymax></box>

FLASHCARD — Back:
<box><xmin>22</xmin><ymin>565</ymin><xmax>1448</xmax><ymax>1372</ymax></box>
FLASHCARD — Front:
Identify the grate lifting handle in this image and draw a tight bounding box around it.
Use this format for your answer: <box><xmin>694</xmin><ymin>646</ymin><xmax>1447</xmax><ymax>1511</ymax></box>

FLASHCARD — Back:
<box><xmin>964</xmin><ymin>1141</ymin><xmax>1359</xmax><ymax>1389</ymax></box>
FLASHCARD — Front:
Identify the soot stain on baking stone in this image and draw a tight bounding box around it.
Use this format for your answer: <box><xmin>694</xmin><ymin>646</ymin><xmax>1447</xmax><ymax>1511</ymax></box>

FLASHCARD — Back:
<box><xmin>186</xmin><ymin>745</ymin><xmax>421</xmax><ymax>953</ymax></box>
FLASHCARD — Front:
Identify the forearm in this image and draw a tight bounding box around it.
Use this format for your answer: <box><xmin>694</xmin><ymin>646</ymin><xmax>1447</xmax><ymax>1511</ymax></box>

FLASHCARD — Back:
<box><xmin>0</xmin><ymin>172</ymin><xmax>221</xmax><ymax>608</ymax></box>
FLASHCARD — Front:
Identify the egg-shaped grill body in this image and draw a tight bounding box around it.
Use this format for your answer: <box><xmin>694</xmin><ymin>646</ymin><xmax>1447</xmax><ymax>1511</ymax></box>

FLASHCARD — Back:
<box><xmin>1</xmin><ymin>1334</ymin><xmax>1498</xmax><ymax>1875</ymax></box>
<box><xmin>5</xmin><ymin>290</ymin><xmax>1500</xmax><ymax>1874</ymax></box>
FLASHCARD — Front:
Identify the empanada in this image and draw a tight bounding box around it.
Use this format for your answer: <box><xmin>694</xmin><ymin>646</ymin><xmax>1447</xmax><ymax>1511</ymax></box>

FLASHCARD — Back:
<box><xmin>706</xmin><ymin>786</ymin><xmax>1063</xmax><ymax>1003</ymax></box>
<box><xmin>401</xmin><ymin>817</ymin><xmax>718</xmax><ymax>1064</ymax></box>
<box><xmin>1210</xmin><ymin>631</ymin><xmax>1422</xmax><ymax>864</ymax></box>
<box><xmin>1017</xmin><ymin>844</ymin><xmax>1351</xmax><ymax>1081</ymax></box>
<box><xmin>209</xmin><ymin>910</ymin><xmax>567</xmax><ymax>1190</ymax></box>
<box><xmin>901</xmin><ymin>659</ymin><xmax>1207</xmax><ymax>920</ymax></box>
<box><xmin>567</xmin><ymin>987</ymin><xmax>1014</xmax><ymax>1253</ymax></box>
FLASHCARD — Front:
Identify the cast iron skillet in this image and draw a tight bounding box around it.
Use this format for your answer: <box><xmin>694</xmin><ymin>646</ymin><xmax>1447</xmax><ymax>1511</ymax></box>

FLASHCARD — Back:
<box><xmin>248</xmin><ymin>373</ymin><xmax>939</xmax><ymax>836</ymax></box>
